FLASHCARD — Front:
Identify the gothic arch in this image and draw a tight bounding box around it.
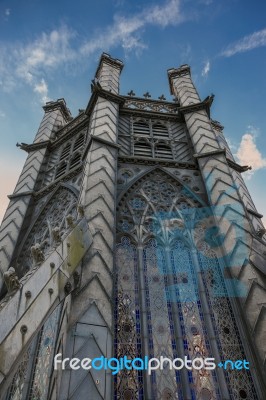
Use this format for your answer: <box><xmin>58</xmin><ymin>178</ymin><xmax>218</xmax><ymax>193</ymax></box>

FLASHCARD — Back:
<box><xmin>14</xmin><ymin>183</ymin><xmax>79</xmax><ymax>275</ymax></box>
<box><xmin>117</xmin><ymin>167</ymin><xmax>206</xmax><ymax>248</ymax></box>
<box><xmin>117</xmin><ymin>166</ymin><xmax>206</xmax><ymax>206</ymax></box>
<box><xmin>115</xmin><ymin>167</ymin><xmax>257</xmax><ymax>399</ymax></box>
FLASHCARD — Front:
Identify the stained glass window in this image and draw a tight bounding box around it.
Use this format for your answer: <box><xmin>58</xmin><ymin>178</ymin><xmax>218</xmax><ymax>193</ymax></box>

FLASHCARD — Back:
<box><xmin>115</xmin><ymin>169</ymin><xmax>257</xmax><ymax>400</ymax></box>
<box><xmin>28</xmin><ymin>304</ymin><xmax>61</xmax><ymax>400</ymax></box>
<box><xmin>7</xmin><ymin>343</ymin><xmax>33</xmax><ymax>400</ymax></box>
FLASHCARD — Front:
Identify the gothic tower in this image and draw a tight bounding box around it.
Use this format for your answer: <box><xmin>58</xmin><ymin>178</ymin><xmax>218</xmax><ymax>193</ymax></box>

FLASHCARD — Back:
<box><xmin>0</xmin><ymin>53</ymin><xmax>266</xmax><ymax>400</ymax></box>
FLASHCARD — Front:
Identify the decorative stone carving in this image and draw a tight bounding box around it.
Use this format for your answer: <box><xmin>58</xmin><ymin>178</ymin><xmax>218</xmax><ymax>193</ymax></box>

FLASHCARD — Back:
<box><xmin>3</xmin><ymin>267</ymin><xmax>20</xmax><ymax>293</ymax></box>
<box><xmin>73</xmin><ymin>271</ymin><xmax>80</xmax><ymax>286</ymax></box>
<box><xmin>256</xmin><ymin>227</ymin><xmax>266</xmax><ymax>238</ymax></box>
<box><xmin>66</xmin><ymin>214</ymin><xmax>75</xmax><ymax>228</ymax></box>
<box><xmin>64</xmin><ymin>281</ymin><xmax>72</xmax><ymax>294</ymax></box>
<box><xmin>77</xmin><ymin>205</ymin><xmax>85</xmax><ymax>218</ymax></box>
<box><xmin>52</xmin><ymin>226</ymin><xmax>61</xmax><ymax>243</ymax></box>
<box><xmin>31</xmin><ymin>243</ymin><xmax>45</xmax><ymax>265</ymax></box>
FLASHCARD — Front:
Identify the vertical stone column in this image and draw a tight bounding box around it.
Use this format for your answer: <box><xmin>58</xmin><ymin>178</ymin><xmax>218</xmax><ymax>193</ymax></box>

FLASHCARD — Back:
<box><xmin>168</xmin><ymin>65</ymin><xmax>266</xmax><ymax>397</ymax></box>
<box><xmin>95</xmin><ymin>52</ymin><xmax>123</xmax><ymax>94</ymax></box>
<box><xmin>0</xmin><ymin>99</ymin><xmax>72</xmax><ymax>295</ymax></box>
<box><xmin>63</xmin><ymin>54</ymin><xmax>123</xmax><ymax>399</ymax></box>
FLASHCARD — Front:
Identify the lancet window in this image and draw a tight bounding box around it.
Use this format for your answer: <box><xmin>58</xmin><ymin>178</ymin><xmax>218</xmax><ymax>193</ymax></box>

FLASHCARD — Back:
<box><xmin>42</xmin><ymin>131</ymin><xmax>87</xmax><ymax>185</ymax></box>
<box><xmin>55</xmin><ymin>132</ymin><xmax>85</xmax><ymax>179</ymax></box>
<box><xmin>132</xmin><ymin>119</ymin><xmax>173</xmax><ymax>160</ymax></box>
<box><xmin>6</xmin><ymin>304</ymin><xmax>61</xmax><ymax>400</ymax></box>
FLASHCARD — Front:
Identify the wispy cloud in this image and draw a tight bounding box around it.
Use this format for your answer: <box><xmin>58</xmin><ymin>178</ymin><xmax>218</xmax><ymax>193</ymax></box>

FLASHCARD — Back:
<box><xmin>236</xmin><ymin>128</ymin><xmax>266</xmax><ymax>178</ymax></box>
<box><xmin>0</xmin><ymin>111</ymin><xmax>5</xmax><ymax>118</ymax></box>
<box><xmin>201</xmin><ymin>60</ymin><xmax>210</xmax><ymax>77</ymax></box>
<box><xmin>0</xmin><ymin>25</ymin><xmax>76</xmax><ymax>102</ymax></box>
<box><xmin>16</xmin><ymin>25</ymin><xmax>76</xmax><ymax>81</ymax></box>
<box><xmin>34</xmin><ymin>79</ymin><xmax>50</xmax><ymax>103</ymax></box>
<box><xmin>0</xmin><ymin>0</ymin><xmax>186</xmax><ymax>101</ymax></box>
<box><xmin>221</xmin><ymin>28</ymin><xmax>266</xmax><ymax>57</ymax></box>
<box><xmin>81</xmin><ymin>0</ymin><xmax>183</xmax><ymax>55</ymax></box>
<box><xmin>5</xmin><ymin>9</ymin><xmax>11</xmax><ymax>17</ymax></box>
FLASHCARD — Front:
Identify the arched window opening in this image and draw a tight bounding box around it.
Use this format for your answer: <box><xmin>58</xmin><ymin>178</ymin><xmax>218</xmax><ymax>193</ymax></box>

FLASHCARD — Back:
<box><xmin>155</xmin><ymin>143</ymin><xmax>172</xmax><ymax>160</ymax></box>
<box><xmin>70</xmin><ymin>152</ymin><xmax>82</xmax><ymax>169</ymax></box>
<box><xmin>133</xmin><ymin>120</ymin><xmax>150</xmax><ymax>136</ymax></box>
<box><xmin>60</xmin><ymin>143</ymin><xmax>71</xmax><ymax>161</ymax></box>
<box><xmin>73</xmin><ymin>134</ymin><xmax>85</xmax><ymax>152</ymax></box>
<box><xmin>152</xmin><ymin>123</ymin><xmax>169</xmax><ymax>139</ymax></box>
<box><xmin>134</xmin><ymin>140</ymin><xmax>152</xmax><ymax>158</ymax></box>
<box><xmin>114</xmin><ymin>170</ymin><xmax>256</xmax><ymax>399</ymax></box>
<box><xmin>55</xmin><ymin>162</ymin><xmax>67</xmax><ymax>178</ymax></box>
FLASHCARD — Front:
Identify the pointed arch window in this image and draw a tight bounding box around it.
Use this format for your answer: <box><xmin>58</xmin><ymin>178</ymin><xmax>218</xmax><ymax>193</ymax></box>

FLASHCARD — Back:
<box><xmin>55</xmin><ymin>161</ymin><xmax>67</xmax><ymax>178</ymax></box>
<box><xmin>134</xmin><ymin>139</ymin><xmax>152</xmax><ymax>158</ymax></box>
<box><xmin>115</xmin><ymin>169</ymin><xmax>257</xmax><ymax>399</ymax></box>
<box><xmin>60</xmin><ymin>143</ymin><xmax>71</xmax><ymax>160</ymax></box>
<box><xmin>70</xmin><ymin>152</ymin><xmax>82</xmax><ymax>169</ymax></box>
<box><xmin>5</xmin><ymin>304</ymin><xmax>62</xmax><ymax>400</ymax></box>
<box><xmin>73</xmin><ymin>133</ymin><xmax>85</xmax><ymax>151</ymax></box>
<box><xmin>133</xmin><ymin>120</ymin><xmax>150</xmax><ymax>136</ymax></box>
<box><xmin>42</xmin><ymin>129</ymin><xmax>87</xmax><ymax>185</ymax></box>
<box><xmin>152</xmin><ymin>123</ymin><xmax>169</xmax><ymax>139</ymax></box>
<box><xmin>155</xmin><ymin>143</ymin><xmax>173</xmax><ymax>159</ymax></box>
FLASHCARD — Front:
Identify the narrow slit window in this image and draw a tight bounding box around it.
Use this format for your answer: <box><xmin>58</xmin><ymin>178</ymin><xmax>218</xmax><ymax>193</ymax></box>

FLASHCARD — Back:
<box><xmin>73</xmin><ymin>134</ymin><xmax>85</xmax><ymax>152</ymax></box>
<box><xmin>70</xmin><ymin>152</ymin><xmax>82</xmax><ymax>169</ymax></box>
<box><xmin>60</xmin><ymin>143</ymin><xmax>71</xmax><ymax>160</ymax></box>
<box><xmin>55</xmin><ymin>162</ymin><xmax>67</xmax><ymax>178</ymax></box>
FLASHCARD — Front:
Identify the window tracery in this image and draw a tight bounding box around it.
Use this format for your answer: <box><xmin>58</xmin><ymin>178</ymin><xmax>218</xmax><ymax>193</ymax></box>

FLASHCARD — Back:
<box><xmin>16</xmin><ymin>187</ymin><xmax>78</xmax><ymax>274</ymax></box>
<box><xmin>115</xmin><ymin>170</ymin><xmax>256</xmax><ymax>399</ymax></box>
<box><xmin>43</xmin><ymin>131</ymin><xmax>87</xmax><ymax>185</ymax></box>
<box><xmin>29</xmin><ymin>305</ymin><xmax>61</xmax><ymax>399</ymax></box>
<box><xmin>6</xmin><ymin>304</ymin><xmax>61</xmax><ymax>400</ymax></box>
<box><xmin>7</xmin><ymin>344</ymin><xmax>33</xmax><ymax>400</ymax></box>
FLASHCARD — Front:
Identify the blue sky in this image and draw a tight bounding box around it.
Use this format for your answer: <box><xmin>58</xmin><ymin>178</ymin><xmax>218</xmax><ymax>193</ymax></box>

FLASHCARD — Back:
<box><xmin>0</xmin><ymin>0</ymin><xmax>266</xmax><ymax>224</ymax></box>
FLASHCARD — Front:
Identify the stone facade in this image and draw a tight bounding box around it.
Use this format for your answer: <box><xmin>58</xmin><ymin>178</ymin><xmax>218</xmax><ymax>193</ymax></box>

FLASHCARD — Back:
<box><xmin>0</xmin><ymin>53</ymin><xmax>265</xmax><ymax>399</ymax></box>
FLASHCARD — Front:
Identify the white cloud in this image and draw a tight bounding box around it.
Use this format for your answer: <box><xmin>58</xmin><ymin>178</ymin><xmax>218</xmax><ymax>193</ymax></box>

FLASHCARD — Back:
<box><xmin>34</xmin><ymin>79</ymin><xmax>50</xmax><ymax>103</ymax></box>
<box><xmin>5</xmin><ymin>9</ymin><xmax>11</xmax><ymax>17</ymax></box>
<box><xmin>80</xmin><ymin>0</ymin><xmax>183</xmax><ymax>55</ymax></box>
<box><xmin>145</xmin><ymin>0</ymin><xmax>183</xmax><ymax>27</ymax></box>
<box><xmin>0</xmin><ymin>111</ymin><xmax>5</xmax><ymax>118</ymax></box>
<box><xmin>201</xmin><ymin>60</ymin><xmax>210</xmax><ymax>77</ymax></box>
<box><xmin>16</xmin><ymin>25</ymin><xmax>76</xmax><ymax>81</ymax></box>
<box><xmin>0</xmin><ymin>0</ymin><xmax>185</xmax><ymax>100</ymax></box>
<box><xmin>0</xmin><ymin>25</ymin><xmax>76</xmax><ymax>101</ymax></box>
<box><xmin>221</xmin><ymin>28</ymin><xmax>266</xmax><ymax>57</ymax></box>
<box><xmin>236</xmin><ymin>131</ymin><xmax>266</xmax><ymax>178</ymax></box>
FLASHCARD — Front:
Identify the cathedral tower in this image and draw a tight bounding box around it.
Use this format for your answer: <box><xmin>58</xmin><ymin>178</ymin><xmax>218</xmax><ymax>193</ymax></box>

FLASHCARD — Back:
<box><xmin>0</xmin><ymin>53</ymin><xmax>266</xmax><ymax>399</ymax></box>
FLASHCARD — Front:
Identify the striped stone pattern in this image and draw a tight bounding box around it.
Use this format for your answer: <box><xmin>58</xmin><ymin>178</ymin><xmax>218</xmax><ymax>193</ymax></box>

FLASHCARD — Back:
<box><xmin>231</xmin><ymin>169</ymin><xmax>264</xmax><ymax>231</ymax></box>
<box><xmin>97</xmin><ymin>63</ymin><xmax>121</xmax><ymax>94</ymax></box>
<box><xmin>211</xmin><ymin>123</ymin><xmax>263</xmax><ymax>230</ymax></box>
<box><xmin>212</xmin><ymin>124</ymin><xmax>235</xmax><ymax>161</ymax></box>
<box><xmin>65</xmin><ymin>57</ymin><xmax>123</xmax><ymax>399</ymax></box>
<box><xmin>78</xmin><ymin>95</ymin><xmax>119</xmax><ymax>327</ymax></box>
<box><xmin>118</xmin><ymin>116</ymin><xmax>131</xmax><ymax>155</ymax></box>
<box><xmin>34</xmin><ymin>107</ymin><xmax>69</xmax><ymax>143</ymax></box>
<box><xmin>0</xmin><ymin>107</ymin><xmax>69</xmax><ymax>293</ymax></box>
<box><xmin>171</xmin><ymin>122</ymin><xmax>194</xmax><ymax>162</ymax></box>
<box><xmin>170</xmin><ymin>68</ymin><xmax>266</xmax><ymax>390</ymax></box>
